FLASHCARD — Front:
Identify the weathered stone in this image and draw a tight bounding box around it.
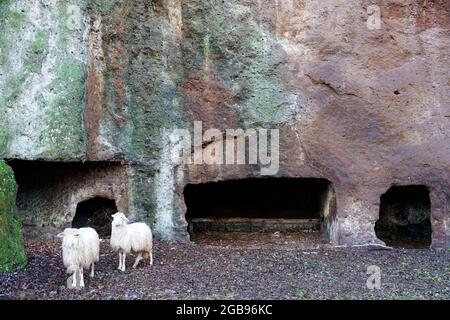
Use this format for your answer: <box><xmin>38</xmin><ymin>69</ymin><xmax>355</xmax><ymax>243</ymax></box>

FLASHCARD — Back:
<box><xmin>0</xmin><ymin>161</ymin><xmax>27</xmax><ymax>272</ymax></box>
<box><xmin>0</xmin><ymin>0</ymin><xmax>449</xmax><ymax>248</ymax></box>
<box><xmin>0</xmin><ymin>0</ymin><xmax>88</xmax><ymax>160</ymax></box>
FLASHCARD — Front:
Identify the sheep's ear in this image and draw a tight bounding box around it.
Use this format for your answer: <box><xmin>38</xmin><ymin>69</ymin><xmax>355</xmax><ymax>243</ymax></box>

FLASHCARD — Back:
<box><xmin>74</xmin><ymin>230</ymin><xmax>81</xmax><ymax>236</ymax></box>
<box><xmin>57</xmin><ymin>232</ymin><xmax>65</xmax><ymax>238</ymax></box>
<box><xmin>122</xmin><ymin>216</ymin><xmax>129</xmax><ymax>223</ymax></box>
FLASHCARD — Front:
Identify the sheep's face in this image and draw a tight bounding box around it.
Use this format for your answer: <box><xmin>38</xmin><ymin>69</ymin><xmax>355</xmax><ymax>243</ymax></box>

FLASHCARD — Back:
<box><xmin>57</xmin><ymin>228</ymin><xmax>80</xmax><ymax>239</ymax></box>
<box><xmin>112</xmin><ymin>212</ymin><xmax>129</xmax><ymax>227</ymax></box>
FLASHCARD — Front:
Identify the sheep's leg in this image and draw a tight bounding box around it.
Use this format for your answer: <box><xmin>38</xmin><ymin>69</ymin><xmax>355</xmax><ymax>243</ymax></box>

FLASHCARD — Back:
<box><xmin>90</xmin><ymin>263</ymin><xmax>95</xmax><ymax>278</ymax></box>
<box><xmin>118</xmin><ymin>252</ymin><xmax>123</xmax><ymax>270</ymax></box>
<box><xmin>71</xmin><ymin>271</ymin><xmax>77</xmax><ymax>288</ymax></box>
<box><xmin>133</xmin><ymin>253</ymin><xmax>143</xmax><ymax>269</ymax></box>
<box><xmin>143</xmin><ymin>251</ymin><xmax>153</xmax><ymax>265</ymax></box>
<box><xmin>121</xmin><ymin>252</ymin><xmax>124</xmax><ymax>271</ymax></box>
<box><xmin>121</xmin><ymin>252</ymin><xmax>126</xmax><ymax>272</ymax></box>
<box><xmin>80</xmin><ymin>268</ymin><xmax>85</xmax><ymax>289</ymax></box>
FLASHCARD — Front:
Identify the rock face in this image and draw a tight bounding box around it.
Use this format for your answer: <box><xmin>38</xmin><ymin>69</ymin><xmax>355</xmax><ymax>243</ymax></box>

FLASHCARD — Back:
<box><xmin>0</xmin><ymin>0</ymin><xmax>449</xmax><ymax>248</ymax></box>
<box><xmin>0</xmin><ymin>161</ymin><xmax>27</xmax><ymax>272</ymax></box>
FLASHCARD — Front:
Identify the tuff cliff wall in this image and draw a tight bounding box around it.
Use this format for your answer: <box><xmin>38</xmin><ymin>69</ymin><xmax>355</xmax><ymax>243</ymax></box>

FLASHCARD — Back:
<box><xmin>0</xmin><ymin>0</ymin><xmax>448</xmax><ymax>247</ymax></box>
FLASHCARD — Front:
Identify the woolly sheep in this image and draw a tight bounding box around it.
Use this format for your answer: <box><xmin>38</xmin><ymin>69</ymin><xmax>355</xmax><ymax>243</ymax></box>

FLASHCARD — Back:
<box><xmin>57</xmin><ymin>227</ymin><xmax>100</xmax><ymax>289</ymax></box>
<box><xmin>110</xmin><ymin>212</ymin><xmax>153</xmax><ymax>271</ymax></box>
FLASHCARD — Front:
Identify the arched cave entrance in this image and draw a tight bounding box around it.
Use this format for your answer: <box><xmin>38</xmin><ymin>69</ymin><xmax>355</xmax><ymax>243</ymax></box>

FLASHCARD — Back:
<box><xmin>184</xmin><ymin>178</ymin><xmax>336</xmax><ymax>238</ymax></box>
<box><xmin>375</xmin><ymin>185</ymin><xmax>432</xmax><ymax>248</ymax></box>
<box><xmin>72</xmin><ymin>197</ymin><xmax>117</xmax><ymax>237</ymax></box>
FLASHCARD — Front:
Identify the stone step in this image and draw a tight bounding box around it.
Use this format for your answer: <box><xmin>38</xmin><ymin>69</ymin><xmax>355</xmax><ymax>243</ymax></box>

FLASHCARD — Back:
<box><xmin>189</xmin><ymin>218</ymin><xmax>321</xmax><ymax>233</ymax></box>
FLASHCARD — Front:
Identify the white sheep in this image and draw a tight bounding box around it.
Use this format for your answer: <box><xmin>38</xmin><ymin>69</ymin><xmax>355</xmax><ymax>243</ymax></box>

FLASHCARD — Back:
<box><xmin>57</xmin><ymin>227</ymin><xmax>100</xmax><ymax>289</ymax></box>
<box><xmin>110</xmin><ymin>212</ymin><xmax>153</xmax><ymax>271</ymax></box>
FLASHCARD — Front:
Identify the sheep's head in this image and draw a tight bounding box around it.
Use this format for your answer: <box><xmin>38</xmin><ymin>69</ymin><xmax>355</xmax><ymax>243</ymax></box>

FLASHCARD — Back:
<box><xmin>112</xmin><ymin>212</ymin><xmax>129</xmax><ymax>227</ymax></box>
<box><xmin>57</xmin><ymin>228</ymin><xmax>81</xmax><ymax>239</ymax></box>
<box><xmin>57</xmin><ymin>228</ymin><xmax>82</xmax><ymax>249</ymax></box>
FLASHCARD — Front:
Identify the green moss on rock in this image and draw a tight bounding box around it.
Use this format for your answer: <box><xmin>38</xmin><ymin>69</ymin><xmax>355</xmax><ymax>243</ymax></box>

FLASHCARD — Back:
<box><xmin>0</xmin><ymin>122</ymin><xmax>10</xmax><ymax>156</ymax></box>
<box><xmin>0</xmin><ymin>161</ymin><xmax>27</xmax><ymax>272</ymax></box>
<box><xmin>90</xmin><ymin>0</ymin><xmax>123</xmax><ymax>14</ymax></box>
<box><xmin>25</xmin><ymin>30</ymin><xmax>50</xmax><ymax>73</ymax></box>
<box><xmin>0</xmin><ymin>0</ymin><xmax>26</xmax><ymax>64</ymax></box>
<box><xmin>41</xmin><ymin>57</ymin><xmax>86</xmax><ymax>159</ymax></box>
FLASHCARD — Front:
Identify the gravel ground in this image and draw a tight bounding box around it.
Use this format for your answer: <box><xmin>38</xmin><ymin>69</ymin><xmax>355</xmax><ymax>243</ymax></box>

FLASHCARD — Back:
<box><xmin>0</xmin><ymin>233</ymin><xmax>448</xmax><ymax>300</ymax></box>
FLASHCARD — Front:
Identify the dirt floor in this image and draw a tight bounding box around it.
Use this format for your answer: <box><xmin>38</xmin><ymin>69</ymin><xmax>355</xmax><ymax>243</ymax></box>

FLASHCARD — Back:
<box><xmin>0</xmin><ymin>232</ymin><xmax>448</xmax><ymax>300</ymax></box>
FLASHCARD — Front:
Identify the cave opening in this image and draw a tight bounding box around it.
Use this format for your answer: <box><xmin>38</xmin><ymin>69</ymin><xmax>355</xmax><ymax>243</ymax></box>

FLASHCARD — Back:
<box><xmin>7</xmin><ymin>159</ymin><xmax>122</xmax><ymax>232</ymax></box>
<box><xmin>184</xmin><ymin>178</ymin><xmax>336</xmax><ymax>236</ymax></box>
<box><xmin>72</xmin><ymin>197</ymin><xmax>117</xmax><ymax>237</ymax></box>
<box><xmin>375</xmin><ymin>185</ymin><xmax>432</xmax><ymax>248</ymax></box>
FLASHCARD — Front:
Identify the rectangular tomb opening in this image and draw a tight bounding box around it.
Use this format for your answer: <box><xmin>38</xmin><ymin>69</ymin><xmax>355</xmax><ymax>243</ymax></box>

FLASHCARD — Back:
<box><xmin>184</xmin><ymin>178</ymin><xmax>336</xmax><ymax>238</ymax></box>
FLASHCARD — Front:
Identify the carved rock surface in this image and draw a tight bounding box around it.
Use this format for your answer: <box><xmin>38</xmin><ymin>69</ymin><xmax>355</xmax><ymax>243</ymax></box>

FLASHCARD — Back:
<box><xmin>0</xmin><ymin>1</ymin><xmax>448</xmax><ymax>247</ymax></box>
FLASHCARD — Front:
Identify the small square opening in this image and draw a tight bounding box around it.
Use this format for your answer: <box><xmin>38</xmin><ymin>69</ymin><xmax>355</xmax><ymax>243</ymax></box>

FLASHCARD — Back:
<box><xmin>375</xmin><ymin>185</ymin><xmax>432</xmax><ymax>248</ymax></box>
